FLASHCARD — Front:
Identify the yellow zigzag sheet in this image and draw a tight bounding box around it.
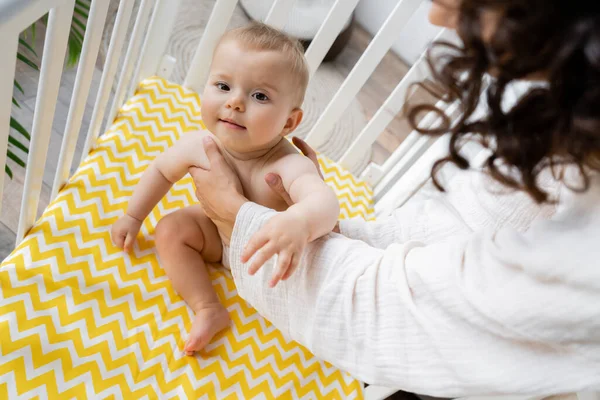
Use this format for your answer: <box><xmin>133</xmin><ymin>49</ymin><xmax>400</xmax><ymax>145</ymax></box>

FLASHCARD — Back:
<box><xmin>0</xmin><ymin>77</ymin><xmax>373</xmax><ymax>398</ymax></box>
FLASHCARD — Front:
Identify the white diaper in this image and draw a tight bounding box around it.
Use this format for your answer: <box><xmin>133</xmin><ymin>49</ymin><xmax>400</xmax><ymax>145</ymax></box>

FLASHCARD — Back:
<box><xmin>221</xmin><ymin>243</ymin><xmax>231</xmax><ymax>270</ymax></box>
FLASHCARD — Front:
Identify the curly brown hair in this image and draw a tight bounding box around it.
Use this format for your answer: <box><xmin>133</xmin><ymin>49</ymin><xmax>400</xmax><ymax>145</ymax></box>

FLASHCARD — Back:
<box><xmin>408</xmin><ymin>0</ymin><xmax>600</xmax><ymax>203</ymax></box>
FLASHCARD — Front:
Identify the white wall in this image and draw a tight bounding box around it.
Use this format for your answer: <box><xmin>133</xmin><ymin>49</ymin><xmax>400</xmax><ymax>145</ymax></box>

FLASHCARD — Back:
<box><xmin>354</xmin><ymin>0</ymin><xmax>442</xmax><ymax>65</ymax></box>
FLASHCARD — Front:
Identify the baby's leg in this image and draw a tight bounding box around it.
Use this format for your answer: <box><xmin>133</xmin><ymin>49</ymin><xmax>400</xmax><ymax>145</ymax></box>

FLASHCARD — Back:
<box><xmin>155</xmin><ymin>205</ymin><xmax>229</xmax><ymax>355</ymax></box>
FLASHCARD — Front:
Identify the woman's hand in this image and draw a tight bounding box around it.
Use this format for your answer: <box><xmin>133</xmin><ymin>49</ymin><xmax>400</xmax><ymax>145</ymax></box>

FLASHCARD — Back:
<box><xmin>265</xmin><ymin>137</ymin><xmax>340</xmax><ymax>233</ymax></box>
<box><xmin>188</xmin><ymin>136</ymin><xmax>247</xmax><ymax>243</ymax></box>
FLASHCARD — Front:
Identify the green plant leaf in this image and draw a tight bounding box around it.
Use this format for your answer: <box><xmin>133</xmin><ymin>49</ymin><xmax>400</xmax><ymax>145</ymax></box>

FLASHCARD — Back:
<box><xmin>5</xmin><ymin>165</ymin><xmax>13</xmax><ymax>180</ymax></box>
<box><xmin>14</xmin><ymin>80</ymin><xmax>24</xmax><ymax>95</ymax></box>
<box><xmin>65</xmin><ymin>8</ymin><xmax>87</xmax><ymax>68</ymax></box>
<box><xmin>17</xmin><ymin>52</ymin><xmax>39</xmax><ymax>71</ymax></box>
<box><xmin>66</xmin><ymin>32</ymin><xmax>83</xmax><ymax>68</ymax></box>
<box><xmin>7</xmin><ymin>150</ymin><xmax>26</xmax><ymax>168</ymax></box>
<box><xmin>75</xmin><ymin>0</ymin><xmax>91</xmax><ymax>12</ymax></box>
<box><xmin>71</xmin><ymin>15</ymin><xmax>87</xmax><ymax>34</ymax></box>
<box><xmin>9</xmin><ymin>117</ymin><xmax>31</xmax><ymax>141</ymax></box>
<box><xmin>73</xmin><ymin>5</ymin><xmax>89</xmax><ymax>20</ymax></box>
<box><xmin>70</xmin><ymin>24</ymin><xmax>85</xmax><ymax>45</ymax></box>
<box><xmin>21</xmin><ymin>24</ymin><xmax>36</xmax><ymax>47</ymax></box>
<box><xmin>8</xmin><ymin>136</ymin><xmax>29</xmax><ymax>154</ymax></box>
<box><xmin>18</xmin><ymin>37</ymin><xmax>37</xmax><ymax>57</ymax></box>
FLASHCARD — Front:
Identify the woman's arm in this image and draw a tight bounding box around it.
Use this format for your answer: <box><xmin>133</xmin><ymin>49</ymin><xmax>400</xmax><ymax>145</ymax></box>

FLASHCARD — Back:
<box><xmin>229</xmin><ymin>202</ymin><xmax>600</xmax><ymax>396</ymax></box>
<box><xmin>264</xmin><ymin>137</ymin><xmax>471</xmax><ymax>249</ymax></box>
<box><xmin>189</xmin><ymin>137</ymin><xmax>599</xmax><ymax>395</ymax></box>
<box><xmin>266</xmin><ymin>138</ymin><xmax>553</xmax><ymax>249</ymax></box>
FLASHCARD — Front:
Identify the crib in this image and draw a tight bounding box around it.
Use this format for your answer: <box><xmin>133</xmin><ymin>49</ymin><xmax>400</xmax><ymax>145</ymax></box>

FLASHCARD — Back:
<box><xmin>0</xmin><ymin>0</ymin><xmax>593</xmax><ymax>399</ymax></box>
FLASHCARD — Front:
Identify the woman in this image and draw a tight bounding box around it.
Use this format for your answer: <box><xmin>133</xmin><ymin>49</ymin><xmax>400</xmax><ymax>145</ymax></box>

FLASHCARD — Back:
<box><xmin>190</xmin><ymin>0</ymin><xmax>600</xmax><ymax>396</ymax></box>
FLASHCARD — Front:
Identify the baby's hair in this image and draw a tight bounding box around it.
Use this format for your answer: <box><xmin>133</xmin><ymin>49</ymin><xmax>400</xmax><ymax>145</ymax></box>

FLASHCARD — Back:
<box><xmin>220</xmin><ymin>22</ymin><xmax>309</xmax><ymax>106</ymax></box>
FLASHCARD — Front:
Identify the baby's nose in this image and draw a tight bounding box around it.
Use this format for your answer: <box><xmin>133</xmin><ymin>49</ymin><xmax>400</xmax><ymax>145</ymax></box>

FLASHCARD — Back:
<box><xmin>226</xmin><ymin>93</ymin><xmax>245</xmax><ymax>111</ymax></box>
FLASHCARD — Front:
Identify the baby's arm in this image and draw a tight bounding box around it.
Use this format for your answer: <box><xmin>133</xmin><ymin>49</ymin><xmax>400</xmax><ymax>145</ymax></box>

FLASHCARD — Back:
<box><xmin>112</xmin><ymin>132</ymin><xmax>210</xmax><ymax>251</ymax></box>
<box><xmin>128</xmin><ymin>132</ymin><xmax>209</xmax><ymax>220</ymax></box>
<box><xmin>277</xmin><ymin>154</ymin><xmax>339</xmax><ymax>241</ymax></box>
<box><xmin>244</xmin><ymin>154</ymin><xmax>339</xmax><ymax>287</ymax></box>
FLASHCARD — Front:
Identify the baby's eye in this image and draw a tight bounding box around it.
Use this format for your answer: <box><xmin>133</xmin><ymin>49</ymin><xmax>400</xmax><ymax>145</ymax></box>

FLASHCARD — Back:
<box><xmin>252</xmin><ymin>92</ymin><xmax>269</xmax><ymax>102</ymax></box>
<box><xmin>216</xmin><ymin>82</ymin><xmax>230</xmax><ymax>91</ymax></box>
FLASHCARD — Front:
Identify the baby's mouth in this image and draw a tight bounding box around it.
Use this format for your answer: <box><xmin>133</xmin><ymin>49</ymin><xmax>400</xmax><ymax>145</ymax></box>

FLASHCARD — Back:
<box><xmin>219</xmin><ymin>118</ymin><xmax>246</xmax><ymax>130</ymax></box>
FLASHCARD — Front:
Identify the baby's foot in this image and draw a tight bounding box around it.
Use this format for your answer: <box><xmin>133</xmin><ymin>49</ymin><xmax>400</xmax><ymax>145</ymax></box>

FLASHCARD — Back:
<box><xmin>184</xmin><ymin>303</ymin><xmax>230</xmax><ymax>356</ymax></box>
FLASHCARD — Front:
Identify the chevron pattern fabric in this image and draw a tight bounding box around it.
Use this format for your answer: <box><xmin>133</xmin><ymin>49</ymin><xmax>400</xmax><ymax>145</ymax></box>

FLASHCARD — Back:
<box><xmin>0</xmin><ymin>77</ymin><xmax>373</xmax><ymax>398</ymax></box>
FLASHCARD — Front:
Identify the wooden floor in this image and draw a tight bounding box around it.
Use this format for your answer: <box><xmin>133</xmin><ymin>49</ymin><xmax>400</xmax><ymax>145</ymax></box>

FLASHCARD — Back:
<box><xmin>1</xmin><ymin>22</ymin><xmax>417</xmax><ymax>260</ymax></box>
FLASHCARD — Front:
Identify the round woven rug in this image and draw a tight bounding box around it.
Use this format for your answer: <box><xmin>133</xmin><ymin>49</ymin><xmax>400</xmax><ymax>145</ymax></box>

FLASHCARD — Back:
<box><xmin>100</xmin><ymin>0</ymin><xmax>371</xmax><ymax>174</ymax></box>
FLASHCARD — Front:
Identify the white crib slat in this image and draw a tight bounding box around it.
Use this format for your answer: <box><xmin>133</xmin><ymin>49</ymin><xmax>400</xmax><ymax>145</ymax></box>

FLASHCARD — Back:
<box><xmin>374</xmin><ymin>97</ymin><xmax>460</xmax><ymax>183</ymax></box>
<box><xmin>264</xmin><ymin>0</ymin><xmax>296</xmax><ymax>29</ymax></box>
<box><xmin>372</xmin><ymin>113</ymin><xmax>439</xmax><ymax>189</ymax></box>
<box><xmin>304</xmin><ymin>0</ymin><xmax>360</xmax><ymax>78</ymax></box>
<box><xmin>135</xmin><ymin>0</ymin><xmax>182</xmax><ymax>88</ymax></box>
<box><xmin>79</xmin><ymin>0</ymin><xmax>135</xmax><ymax>166</ymax></box>
<box><xmin>303</xmin><ymin>0</ymin><xmax>422</xmax><ymax>149</ymax></box>
<box><xmin>0</xmin><ymin>35</ymin><xmax>19</xmax><ymax>218</ymax></box>
<box><xmin>51</xmin><ymin>0</ymin><xmax>111</xmax><ymax>200</ymax></box>
<box><xmin>337</xmin><ymin>61</ymin><xmax>430</xmax><ymax>171</ymax></box>
<box><xmin>16</xmin><ymin>1</ymin><xmax>74</xmax><ymax>243</ymax></box>
<box><xmin>337</xmin><ymin>30</ymin><xmax>452</xmax><ymax>172</ymax></box>
<box><xmin>107</xmin><ymin>0</ymin><xmax>155</xmax><ymax>128</ymax></box>
<box><xmin>373</xmin><ymin>99</ymin><xmax>461</xmax><ymax>199</ymax></box>
<box><xmin>374</xmin><ymin>100</ymin><xmax>462</xmax><ymax>216</ymax></box>
<box><xmin>362</xmin><ymin>103</ymin><xmax>444</xmax><ymax>189</ymax></box>
<box><xmin>183</xmin><ymin>0</ymin><xmax>239</xmax><ymax>92</ymax></box>
<box><xmin>373</xmin><ymin>133</ymin><xmax>437</xmax><ymax>199</ymax></box>
<box><xmin>374</xmin><ymin>134</ymin><xmax>448</xmax><ymax>217</ymax></box>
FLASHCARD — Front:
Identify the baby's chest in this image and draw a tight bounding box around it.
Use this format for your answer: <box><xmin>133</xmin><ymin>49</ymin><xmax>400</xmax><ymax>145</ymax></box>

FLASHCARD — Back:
<box><xmin>237</xmin><ymin>168</ymin><xmax>288</xmax><ymax>212</ymax></box>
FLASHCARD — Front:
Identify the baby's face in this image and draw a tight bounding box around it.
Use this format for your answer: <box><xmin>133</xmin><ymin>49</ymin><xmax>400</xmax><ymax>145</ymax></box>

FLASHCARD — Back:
<box><xmin>202</xmin><ymin>39</ymin><xmax>302</xmax><ymax>156</ymax></box>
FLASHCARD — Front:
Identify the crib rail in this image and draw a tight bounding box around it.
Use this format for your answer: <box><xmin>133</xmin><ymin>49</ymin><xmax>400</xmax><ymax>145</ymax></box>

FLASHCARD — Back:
<box><xmin>1</xmin><ymin>0</ymin><xmax>171</xmax><ymax>243</ymax></box>
<box><xmin>51</xmin><ymin>0</ymin><xmax>111</xmax><ymax>200</ymax></box>
<box><xmin>106</xmin><ymin>0</ymin><xmax>154</xmax><ymax>134</ymax></box>
<box><xmin>79</xmin><ymin>0</ymin><xmax>135</xmax><ymax>167</ymax></box>
<box><xmin>0</xmin><ymin>0</ymin><xmax>75</xmax><ymax>242</ymax></box>
<box><xmin>183</xmin><ymin>0</ymin><xmax>239</xmax><ymax>92</ymax></box>
<box><xmin>0</xmin><ymin>17</ymin><xmax>19</xmax><ymax>222</ymax></box>
<box><xmin>303</xmin><ymin>0</ymin><xmax>425</xmax><ymax>151</ymax></box>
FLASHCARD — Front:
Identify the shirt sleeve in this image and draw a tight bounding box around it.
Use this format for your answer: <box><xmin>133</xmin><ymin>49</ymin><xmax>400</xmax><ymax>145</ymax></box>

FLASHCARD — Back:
<box><xmin>338</xmin><ymin>196</ymin><xmax>471</xmax><ymax>248</ymax></box>
<box><xmin>339</xmin><ymin>170</ymin><xmax>558</xmax><ymax>249</ymax></box>
<box><xmin>228</xmin><ymin>202</ymin><xmax>600</xmax><ymax>397</ymax></box>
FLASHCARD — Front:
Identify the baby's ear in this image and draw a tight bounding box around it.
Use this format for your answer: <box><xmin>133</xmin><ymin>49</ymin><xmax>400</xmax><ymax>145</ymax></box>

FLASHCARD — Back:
<box><xmin>281</xmin><ymin>108</ymin><xmax>303</xmax><ymax>136</ymax></box>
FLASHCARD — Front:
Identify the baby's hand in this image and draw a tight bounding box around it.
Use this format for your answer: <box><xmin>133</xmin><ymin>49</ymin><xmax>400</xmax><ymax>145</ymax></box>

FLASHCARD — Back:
<box><xmin>242</xmin><ymin>211</ymin><xmax>310</xmax><ymax>288</ymax></box>
<box><xmin>111</xmin><ymin>214</ymin><xmax>143</xmax><ymax>252</ymax></box>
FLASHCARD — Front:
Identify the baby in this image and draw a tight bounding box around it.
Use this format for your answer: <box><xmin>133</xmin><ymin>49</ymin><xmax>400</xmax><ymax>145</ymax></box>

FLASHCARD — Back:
<box><xmin>111</xmin><ymin>22</ymin><xmax>340</xmax><ymax>355</ymax></box>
